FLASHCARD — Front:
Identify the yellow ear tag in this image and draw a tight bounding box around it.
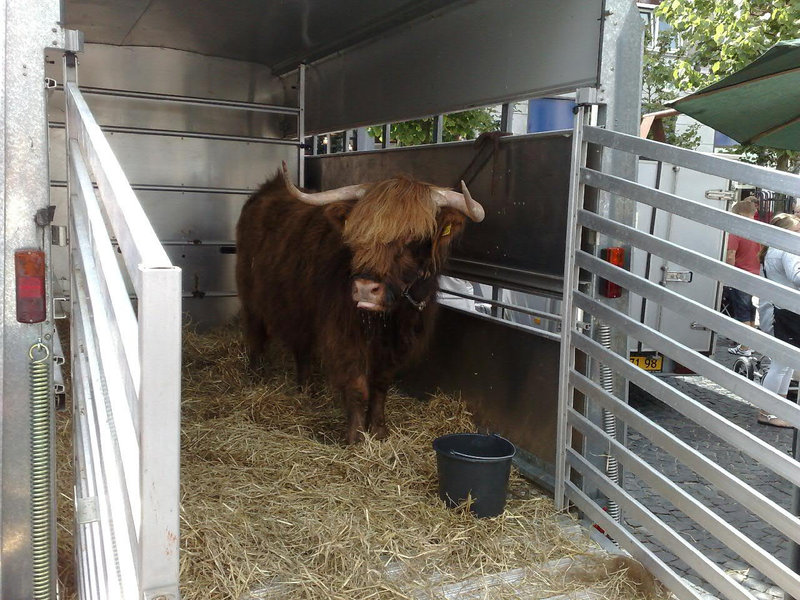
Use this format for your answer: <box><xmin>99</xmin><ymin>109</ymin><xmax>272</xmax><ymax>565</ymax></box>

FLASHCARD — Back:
<box><xmin>442</xmin><ymin>224</ymin><xmax>452</xmax><ymax>237</ymax></box>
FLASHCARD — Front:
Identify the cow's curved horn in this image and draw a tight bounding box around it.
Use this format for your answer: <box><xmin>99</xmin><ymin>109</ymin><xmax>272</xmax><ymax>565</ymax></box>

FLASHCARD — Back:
<box><xmin>435</xmin><ymin>181</ymin><xmax>485</xmax><ymax>222</ymax></box>
<box><xmin>281</xmin><ymin>161</ymin><xmax>368</xmax><ymax>205</ymax></box>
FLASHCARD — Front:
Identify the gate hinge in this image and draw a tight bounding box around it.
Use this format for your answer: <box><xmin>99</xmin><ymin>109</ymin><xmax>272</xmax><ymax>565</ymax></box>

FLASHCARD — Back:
<box><xmin>64</xmin><ymin>29</ymin><xmax>85</xmax><ymax>53</ymax></box>
<box><xmin>35</xmin><ymin>205</ymin><xmax>56</xmax><ymax>227</ymax></box>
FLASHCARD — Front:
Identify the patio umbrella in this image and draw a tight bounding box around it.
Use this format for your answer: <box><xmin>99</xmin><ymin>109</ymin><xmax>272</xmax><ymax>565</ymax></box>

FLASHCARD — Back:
<box><xmin>668</xmin><ymin>39</ymin><xmax>800</xmax><ymax>152</ymax></box>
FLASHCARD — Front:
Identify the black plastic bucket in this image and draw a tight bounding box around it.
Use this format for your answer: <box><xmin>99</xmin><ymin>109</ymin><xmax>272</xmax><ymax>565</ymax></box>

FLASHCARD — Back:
<box><xmin>433</xmin><ymin>433</ymin><xmax>516</xmax><ymax>518</ymax></box>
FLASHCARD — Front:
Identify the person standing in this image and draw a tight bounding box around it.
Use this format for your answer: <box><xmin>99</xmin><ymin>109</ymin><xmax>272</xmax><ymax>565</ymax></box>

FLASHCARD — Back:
<box><xmin>724</xmin><ymin>197</ymin><xmax>761</xmax><ymax>356</ymax></box>
<box><xmin>758</xmin><ymin>213</ymin><xmax>800</xmax><ymax>427</ymax></box>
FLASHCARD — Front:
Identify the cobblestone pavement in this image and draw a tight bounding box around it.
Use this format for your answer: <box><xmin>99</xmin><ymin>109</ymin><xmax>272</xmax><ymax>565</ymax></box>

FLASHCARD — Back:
<box><xmin>624</xmin><ymin>336</ymin><xmax>797</xmax><ymax>599</ymax></box>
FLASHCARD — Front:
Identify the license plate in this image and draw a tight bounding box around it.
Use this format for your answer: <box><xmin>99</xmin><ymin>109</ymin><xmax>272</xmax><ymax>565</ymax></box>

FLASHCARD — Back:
<box><xmin>629</xmin><ymin>354</ymin><xmax>663</xmax><ymax>372</ymax></box>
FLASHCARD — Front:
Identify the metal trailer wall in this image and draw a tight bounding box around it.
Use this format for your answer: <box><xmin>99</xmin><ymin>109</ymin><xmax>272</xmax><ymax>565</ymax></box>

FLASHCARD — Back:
<box><xmin>45</xmin><ymin>43</ymin><xmax>301</xmax><ymax>327</ymax></box>
<box><xmin>1</xmin><ymin>2</ymin><xmax>74</xmax><ymax>598</ymax></box>
<box><xmin>298</xmin><ymin>0</ymin><xmax>603</xmax><ymax>133</ymax></box>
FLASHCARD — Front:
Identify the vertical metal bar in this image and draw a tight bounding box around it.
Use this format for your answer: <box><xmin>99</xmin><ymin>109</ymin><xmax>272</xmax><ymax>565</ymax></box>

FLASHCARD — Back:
<box><xmin>137</xmin><ymin>266</ymin><xmax>181</xmax><ymax>599</ymax></box>
<box><xmin>382</xmin><ymin>123</ymin><xmax>391</xmax><ymax>149</ymax></box>
<box><xmin>354</xmin><ymin>127</ymin><xmax>373</xmax><ymax>152</ymax></box>
<box><xmin>433</xmin><ymin>114</ymin><xmax>444</xmax><ymax>144</ymax></box>
<box><xmin>311</xmin><ymin>134</ymin><xmax>318</xmax><ymax>156</ymax></box>
<box><xmin>581</xmin><ymin>0</ymin><xmax>642</xmax><ymax>503</ymax></box>
<box><xmin>791</xmin><ymin>430</ymin><xmax>800</xmax><ymax>600</ymax></box>
<box><xmin>555</xmin><ymin>105</ymin><xmax>587</xmax><ymax>510</ymax></box>
<box><xmin>297</xmin><ymin>63</ymin><xmax>306</xmax><ymax>187</ymax></box>
<box><xmin>1</xmin><ymin>3</ymin><xmax>63</xmax><ymax>598</ymax></box>
<box><xmin>491</xmin><ymin>287</ymin><xmax>500</xmax><ymax>318</ymax></box>
<box><xmin>325</xmin><ymin>133</ymin><xmax>332</xmax><ymax>154</ymax></box>
<box><xmin>500</xmin><ymin>103</ymin><xmax>513</xmax><ymax>133</ymax></box>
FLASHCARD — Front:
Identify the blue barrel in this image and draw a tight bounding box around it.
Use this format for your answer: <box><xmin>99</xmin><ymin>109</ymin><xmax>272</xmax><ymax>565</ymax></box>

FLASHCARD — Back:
<box><xmin>527</xmin><ymin>98</ymin><xmax>576</xmax><ymax>133</ymax></box>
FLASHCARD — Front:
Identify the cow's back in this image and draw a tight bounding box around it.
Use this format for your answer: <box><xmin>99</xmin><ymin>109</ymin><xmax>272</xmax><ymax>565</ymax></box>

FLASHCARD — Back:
<box><xmin>236</xmin><ymin>174</ymin><xmax>350</xmax><ymax>354</ymax></box>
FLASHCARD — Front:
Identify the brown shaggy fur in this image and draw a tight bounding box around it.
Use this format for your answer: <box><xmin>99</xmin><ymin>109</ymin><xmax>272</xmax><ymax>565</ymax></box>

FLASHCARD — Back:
<box><xmin>236</xmin><ymin>171</ymin><xmax>469</xmax><ymax>443</ymax></box>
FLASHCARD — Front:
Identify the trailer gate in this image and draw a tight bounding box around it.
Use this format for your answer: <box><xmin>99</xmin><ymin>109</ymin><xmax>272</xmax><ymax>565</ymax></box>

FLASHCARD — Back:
<box><xmin>65</xmin><ymin>72</ymin><xmax>182</xmax><ymax>599</ymax></box>
<box><xmin>558</xmin><ymin>108</ymin><xmax>800</xmax><ymax>599</ymax></box>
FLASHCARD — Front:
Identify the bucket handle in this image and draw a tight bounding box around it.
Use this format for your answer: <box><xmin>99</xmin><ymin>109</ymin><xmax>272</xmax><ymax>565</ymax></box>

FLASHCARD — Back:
<box><xmin>449</xmin><ymin>433</ymin><xmax>514</xmax><ymax>460</ymax></box>
<box><xmin>449</xmin><ymin>450</ymin><xmax>506</xmax><ymax>461</ymax></box>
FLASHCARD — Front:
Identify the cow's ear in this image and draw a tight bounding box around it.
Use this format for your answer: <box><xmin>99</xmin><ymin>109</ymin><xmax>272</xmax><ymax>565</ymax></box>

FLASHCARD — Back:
<box><xmin>323</xmin><ymin>201</ymin><xmax>355</xmax><ymax>231</ymax></box>
<box><xmin>433</xmin><ymin>207</ymin><xmax>467</xmax><ymax>260</ymax></box>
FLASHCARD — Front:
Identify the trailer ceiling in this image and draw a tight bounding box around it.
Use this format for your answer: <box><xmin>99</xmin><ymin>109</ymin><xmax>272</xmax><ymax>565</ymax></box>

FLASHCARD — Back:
<box><xmin>63</xmin><ymin>0</ymin><xmax>604</xmax><ymax>133</ymax></box>
<box><xmin>62</xmin><ymin>0</ymin><xmax>467</xmax><ymax>74</ymax></box>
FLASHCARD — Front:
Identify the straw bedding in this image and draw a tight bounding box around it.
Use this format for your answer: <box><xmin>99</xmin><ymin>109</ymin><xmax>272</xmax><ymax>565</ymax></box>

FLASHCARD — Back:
<box><xmin>57</xmin><ymin>326</ymin><xmax>665</xmax><ymax>600</ymax></box>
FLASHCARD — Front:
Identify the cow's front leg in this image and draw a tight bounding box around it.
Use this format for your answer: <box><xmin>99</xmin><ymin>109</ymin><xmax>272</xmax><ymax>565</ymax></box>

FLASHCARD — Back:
<box><xmin>293</xmin><ymin>346</ymin><xmax>312</xmax><ymax>391</ymax></box>
<box><xmin>242</xmin><ymin>308</ymin><xmax>269</xmax><ymax>373</ymax></box>
<box><xmin>343</xmin><ymin>375</ymin><xmax>369</xmax><ymax>444</ymax></box>
<box><xmin>366</xmin><ymin>378</ymin><xmax>390</xmax><ymax>440</ymax></box>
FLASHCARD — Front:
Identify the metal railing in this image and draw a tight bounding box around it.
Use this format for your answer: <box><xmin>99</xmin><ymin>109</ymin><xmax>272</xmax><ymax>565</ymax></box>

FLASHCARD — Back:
<box><xmin>66</xmin><ymin>80</ymin><xmax>182</xmax><ymax>600</ymax></box>
<box><xmin>557</xmin><ymin>110</ymin><xmax>800</xmax><ymax>599</ymax></box>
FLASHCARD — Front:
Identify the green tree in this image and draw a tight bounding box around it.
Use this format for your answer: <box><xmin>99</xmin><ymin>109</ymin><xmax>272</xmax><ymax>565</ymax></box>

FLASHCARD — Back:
<box><xmin>642</xmin><ymin>24</ymin><xmax>701</xmax><ymax>149</ymax></box>
<box><xmin>650</xmin><ymin>0</ymin><xmax>800</xmax><ymax>170</ymax></box>
<box><xmin>367</xmin><ymin>108</ymin><xmax>499</xmax><ymax>146</ymax></box>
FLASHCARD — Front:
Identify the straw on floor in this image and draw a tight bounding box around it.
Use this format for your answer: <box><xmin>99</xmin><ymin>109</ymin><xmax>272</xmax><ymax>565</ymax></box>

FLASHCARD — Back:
<box><xmin>57</xmin><ymin>326</ymin><xmax>666</xmax><ymax>599</ymax></box>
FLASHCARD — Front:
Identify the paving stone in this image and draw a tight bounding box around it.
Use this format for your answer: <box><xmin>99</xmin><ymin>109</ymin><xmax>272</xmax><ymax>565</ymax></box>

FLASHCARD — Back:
<box><xmin>746</xmin><ymin>579</ymin><xmax>770</xmax><ymax>593</ymax></box>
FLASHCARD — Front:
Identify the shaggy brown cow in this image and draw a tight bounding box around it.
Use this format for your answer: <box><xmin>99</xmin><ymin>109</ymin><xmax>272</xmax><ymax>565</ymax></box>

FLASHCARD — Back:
<box><xmin>236</xmin><ymin>162</ymin><xmax>484</xmax><ymax>443</ymax></box>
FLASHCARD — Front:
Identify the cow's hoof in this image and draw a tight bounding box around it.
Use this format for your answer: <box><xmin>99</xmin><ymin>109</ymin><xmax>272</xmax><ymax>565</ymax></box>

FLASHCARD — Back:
<box><xmin>369</xmin><ymin>423</ymin><xmax>388</xmax><ymax>440</ymax></box>
<box><xmin>346</xmin><ymin>428</ymin><xmax>365</xmax><ymax>444</ymax></box>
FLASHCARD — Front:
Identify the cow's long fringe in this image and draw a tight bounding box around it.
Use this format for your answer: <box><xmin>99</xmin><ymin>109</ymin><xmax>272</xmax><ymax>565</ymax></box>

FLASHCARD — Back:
<box><xmin>344</xmin><ymin>177</ymin><xmax>438</xmax><ymax>275</ymax></box>
<box><xmin>56</xmin><ymin>325</ymin><xmax>667</xmax><ymax>600</ymax></box>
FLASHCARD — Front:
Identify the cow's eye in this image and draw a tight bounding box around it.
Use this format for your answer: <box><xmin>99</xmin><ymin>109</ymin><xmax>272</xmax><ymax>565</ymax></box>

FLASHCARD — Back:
<box><xmin>409</xmin><ymin>240</ymin><xmax>432</xmax><ymax>259</ymax></box>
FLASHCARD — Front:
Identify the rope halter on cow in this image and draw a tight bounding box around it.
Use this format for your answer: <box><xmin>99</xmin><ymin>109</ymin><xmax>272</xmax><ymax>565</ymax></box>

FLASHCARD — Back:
<box><xmin>280</xmin><ymin>161</ymin><xmax>485</xmax><ymax>222</ymax></box>
<box><xmin>401</xmin><ymin>271</ymin><xmax>432</xmax><ymax>312</ymax></box>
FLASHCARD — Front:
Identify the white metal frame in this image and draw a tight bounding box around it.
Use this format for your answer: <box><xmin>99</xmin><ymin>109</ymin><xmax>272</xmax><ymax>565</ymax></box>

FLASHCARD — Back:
<box><xmin>66</xmin><ymin>79</ymin><xmax>182</xmax><ymax>600</ymax></box>
<box><xmin>557</xmin><ymin>110</ymin><xmax>800</xmax><ymax>600</ymax></box>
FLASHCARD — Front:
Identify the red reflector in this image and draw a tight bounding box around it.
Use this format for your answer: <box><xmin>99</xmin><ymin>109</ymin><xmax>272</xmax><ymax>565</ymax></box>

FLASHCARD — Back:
<box><xmin>601</xmin><ymin>247</ymin><xmax>625</xmax><ymax>299</ymax></box>
<box><xmin>15</xmin><ymin>250</ymin><xmax>46</xmax><ymax>323</ymax></box>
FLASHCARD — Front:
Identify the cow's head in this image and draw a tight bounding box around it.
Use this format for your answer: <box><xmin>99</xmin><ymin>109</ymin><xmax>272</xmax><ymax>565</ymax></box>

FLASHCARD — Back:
<box><xmin>281</xmin><ymin>162</ymin><xmax>484</xmax><ymax>312</ymax></box>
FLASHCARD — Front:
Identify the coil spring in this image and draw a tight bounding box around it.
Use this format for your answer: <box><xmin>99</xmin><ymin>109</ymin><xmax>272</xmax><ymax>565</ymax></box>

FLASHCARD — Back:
<box><xmin>29</xmin><ymin>342</ymin><xmax>53</xmax><ymax>600</ymax></box>
<box><xmin>597</xmin><ymin>324</ymin><xmax>621</xmax><ymax>523</ymax></box>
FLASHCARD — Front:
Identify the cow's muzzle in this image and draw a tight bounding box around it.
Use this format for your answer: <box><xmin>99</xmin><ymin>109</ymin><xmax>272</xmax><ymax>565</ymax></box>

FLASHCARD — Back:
<box><xmin>352</xmin><ymin>278</ymin><xmax>387</xmax><ymax>312</ymax></box>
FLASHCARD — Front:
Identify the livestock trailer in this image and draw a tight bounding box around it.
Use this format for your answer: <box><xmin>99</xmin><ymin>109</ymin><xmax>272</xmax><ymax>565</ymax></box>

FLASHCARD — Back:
<box><xmin>3</xmin><ymin>0</ymin><xmax>800</xmax><ymax>599</ymax></box>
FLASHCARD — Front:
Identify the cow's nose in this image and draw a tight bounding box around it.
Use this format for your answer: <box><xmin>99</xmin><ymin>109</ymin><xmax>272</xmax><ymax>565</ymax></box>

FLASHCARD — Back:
<box><xmin>352</xmin><ymin>279</ymin><xmax>386</xmax><ymax>311</ymax></box>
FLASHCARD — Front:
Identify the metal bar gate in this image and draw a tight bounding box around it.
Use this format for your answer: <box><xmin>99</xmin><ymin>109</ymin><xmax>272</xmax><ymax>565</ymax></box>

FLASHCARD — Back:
<box><xmin>557</xmin><ymin>107</ymin><xmax>800</xmax><ymax>599</ymax></box>
<box><xmin>65</xmin><ymin>76</ymin><xmax>182</xmax><ymax>599</ymax></box>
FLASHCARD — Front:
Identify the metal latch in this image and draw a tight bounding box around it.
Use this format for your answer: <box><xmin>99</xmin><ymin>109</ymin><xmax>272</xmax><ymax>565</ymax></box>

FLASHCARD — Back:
<box><xmin>705</xmin><ymin>189</ymin><xmax>734</xmax><ymax>202</ymax></box>
<box><xmin>663</xmin><ymin>270</ymin><xmax>693</xmax><ymax>283</ymax></box>
<box><xmin>690</xmin><ymin>322</ymin><xmax>709</xmax><ymax>331</ymax></box>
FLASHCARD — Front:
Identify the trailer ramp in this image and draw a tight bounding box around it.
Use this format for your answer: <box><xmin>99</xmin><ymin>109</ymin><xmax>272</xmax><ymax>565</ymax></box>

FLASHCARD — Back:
<box><xmin>65</xmin><ymin>77</ymin><xmax>181</xmax><ymax>599</ymax></box>
<box><xmin>558</xmin><ymin>108</ymin><xmax>800</xmax><ymax>599</ymax></box>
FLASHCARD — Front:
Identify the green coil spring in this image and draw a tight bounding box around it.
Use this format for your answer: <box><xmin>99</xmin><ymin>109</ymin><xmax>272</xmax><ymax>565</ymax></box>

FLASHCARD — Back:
<box><xmin>29</xmin><ymin>341</ymin><xmax>53</xmax><ymax>600</ymax></box>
